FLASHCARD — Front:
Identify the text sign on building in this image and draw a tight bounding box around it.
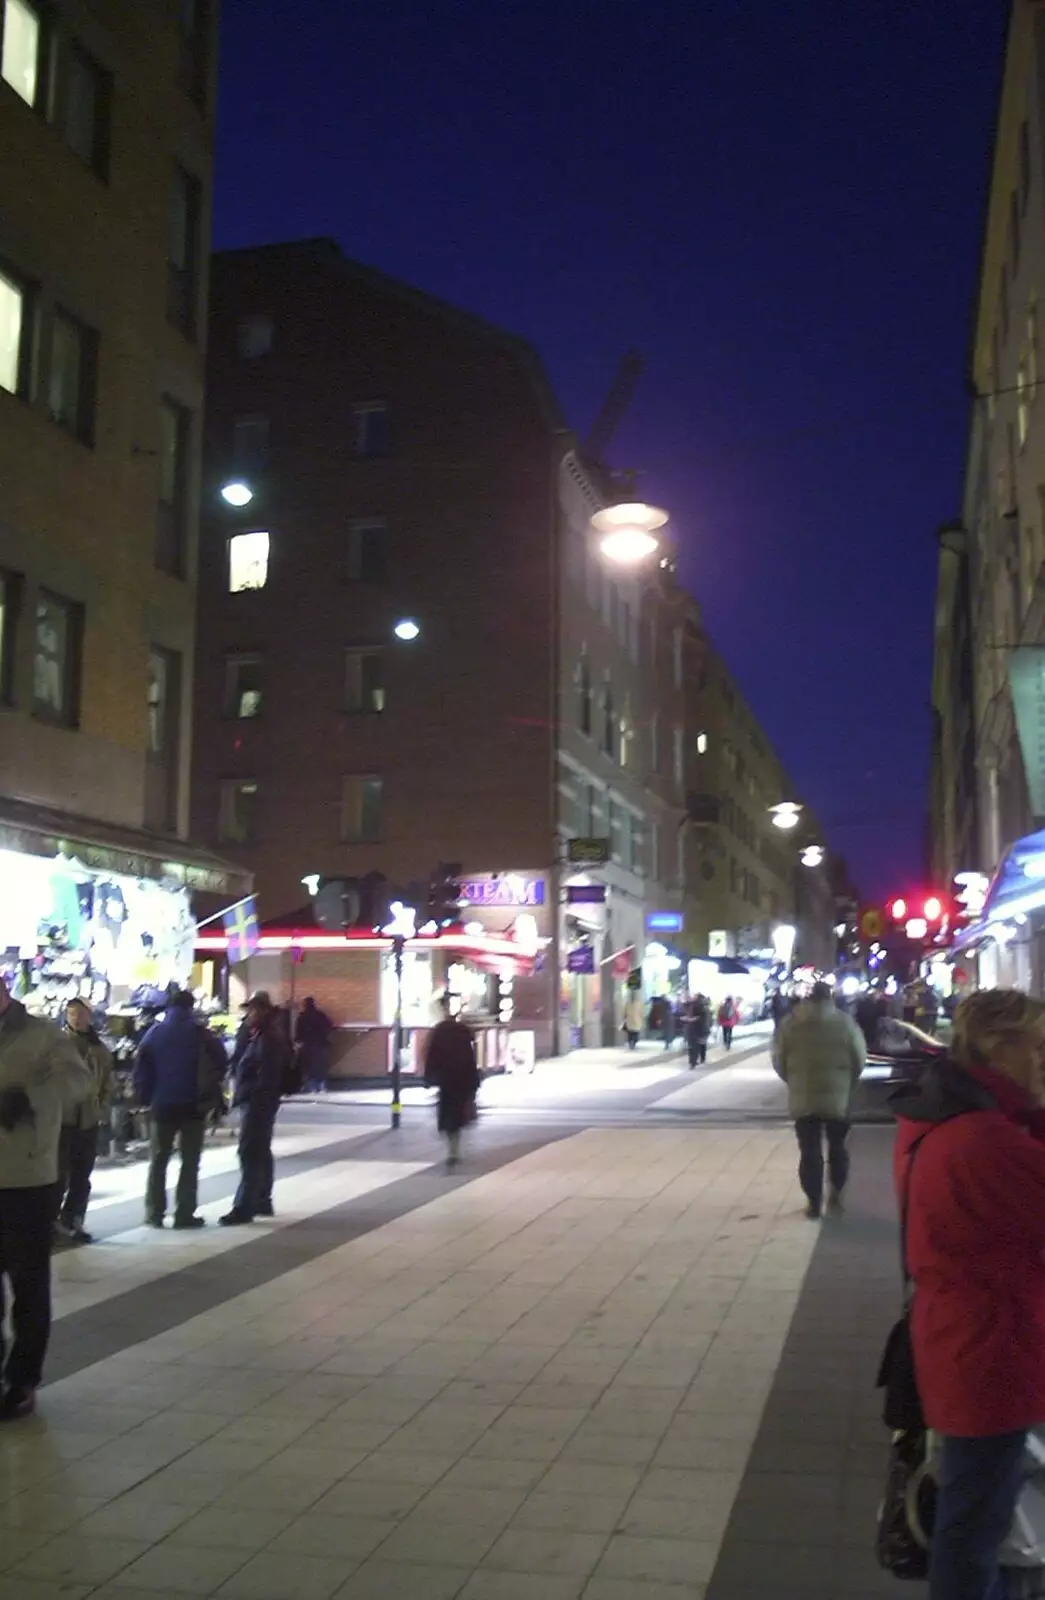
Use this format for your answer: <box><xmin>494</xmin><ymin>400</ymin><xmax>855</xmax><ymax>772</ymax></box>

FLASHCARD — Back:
<box><xmin>1009</xmin><ymin>648</ymin><xmax>1045</xmax><ymax>815</ymax></box>
<box><xmin>566</xmin><ymin>884</ymin><xmax>606</xmax><ymax>905</ymax></box>
<box><xmin>646</xmin><ymin>910</ymin><xmax>684</xmax><ymax>934</ymax></box>
<box><xmin>459</xmin><ymin>875</ymin><xmax>545</xmax><ymax>908</ymax></box>
<box><xmin>567</xmin><ymin>837</ymin><xmax>610</xmax><ymax>866</ymax></box>
<box><xmin>566</xmin><ymin>945</ymin><xmax>596</xmax><ymax>974</ymax></box>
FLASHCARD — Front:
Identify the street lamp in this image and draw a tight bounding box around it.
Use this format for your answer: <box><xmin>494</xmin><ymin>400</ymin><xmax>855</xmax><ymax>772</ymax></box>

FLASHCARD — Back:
<box><xmin>800</xmin><ymin>844</ymin><xmax>825</xmax><ymax>868</ymax></box>
<box><xmin>770</xmin><ymin>802</ymin><xmax>803</xmax><ymax>831</ymax></box>
<box><xmin>393</xmin><ymin>618</ymin><xmax>420</xmax><ymax>642</ymax></box>
<box><xmin>220</xmin><ymin>480</ymin><xmax>254</xmax><ymax>507</ymax></box>
<box><xmin>590</xmin><ymin>502</ymin><xmax>669</xmax><ymax>566</ymax></box>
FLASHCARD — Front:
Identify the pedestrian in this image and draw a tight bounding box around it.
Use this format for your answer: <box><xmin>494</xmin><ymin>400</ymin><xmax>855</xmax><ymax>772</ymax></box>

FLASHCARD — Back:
<box><xmin>0</xmin><ymin>976</ymin><xmax>91</xmax><ymax>1420</ymax></box>
<box><xmin>888</xmin><ymin>989</ymin><xmax>1045</xmax><ymax>1599</ymax></box>
<box><xmin>769</xmin><ymin>989</ymin><xmax>786</xmax><ymax>1031</ymax></box>
<box><xmin>221</xmin><ymin>992</ymin><xmax>290</xmax><ymax>1225</ymax></box>
<box><xmin>623</xmin><ymin>992</ymin><xmax>644</xmax><ymax>1050</ymax></box>
<box><xmin>423</xmin><ymin>998</ymin><xmax>480</xmax><ymax>1169</ymax></box>
<box><xmin>295</xmin><ymin>996</ymin><xmax>335</xmax><ymax>1092</ymax></box>
<box><xmin>685</xmin><ymin>995</ymin><xmax>711</xmax><ymax>1067</ymax></box>
<box><xmin>718</xmin><ymin>996</ymin><xmax>738</xmax><ymax>1051</ymax></box>
<box><xmin>772</xmin><ymin>979</ymin><xmax>865</xmax><ymax>1219</ymax></box>
<box><xmin>136</xmin><ymin>990</ymin><xmax>223</xmax><ymax>1230</ymax></box>
<box><xmin>55</xmin><ymin>999</ymin><xmax>113</xmax><ymax>1244</ymax></box>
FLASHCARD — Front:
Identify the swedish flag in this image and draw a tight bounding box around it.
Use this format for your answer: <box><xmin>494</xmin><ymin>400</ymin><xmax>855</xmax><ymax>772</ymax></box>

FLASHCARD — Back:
<box><xmin>223</xmin><ymin>897</ymin><xmax>260</xmax><ymax>963</ymax></box>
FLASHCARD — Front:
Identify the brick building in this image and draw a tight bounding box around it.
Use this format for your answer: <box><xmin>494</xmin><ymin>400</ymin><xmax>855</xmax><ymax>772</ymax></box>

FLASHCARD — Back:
<box><xmin>192</xmin><ymin>240</ymin><xmax>697</xmax><ymax>1057</ymax></box>
<box><xmin>0</xmin><ymin>0</ymin><xmax>244</xmax><ymax>1013</ymax></box>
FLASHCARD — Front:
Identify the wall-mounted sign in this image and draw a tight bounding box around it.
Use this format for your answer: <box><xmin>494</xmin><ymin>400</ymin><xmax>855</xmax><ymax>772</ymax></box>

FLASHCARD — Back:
<box><xmin>566</xmin><ymin>884</ymin><xmax>606</xmax><ymax>905</ymax></box>
<box><xmin>566</xmin><ymin>945</ymin><xmax>596</xmax><ymax>974</ymax></box>
<box><xmin>567</xmin><ymin>837</ymin><xmax>610</xmax><ymax>866</ymax></box>
<box><xmin>646</xmin><ymin>910</ymin><xmax>683</xmax><ymax>934</ymax></box>
<box><xmin>460</xmin><ymin>875</ymin><xmax>545</xmax><ymax>908</ymax></box>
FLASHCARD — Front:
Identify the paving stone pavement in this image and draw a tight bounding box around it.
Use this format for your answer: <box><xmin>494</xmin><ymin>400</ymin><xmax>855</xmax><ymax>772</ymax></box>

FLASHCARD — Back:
<box><xmin>0</xmin><ymin>1119</ymin><xmax>902</xmax><ymax>1599</ymax></box>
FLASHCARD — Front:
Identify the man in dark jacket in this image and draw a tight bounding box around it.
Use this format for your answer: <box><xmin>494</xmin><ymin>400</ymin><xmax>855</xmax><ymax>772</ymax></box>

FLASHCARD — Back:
<box><xmin>295</xmin><ymin>997</ymin><xmax>334</xmax><ymax>1093</ymax></box>
<box><xmin>424</xmin><ymin>1001</ymin><xmax>480</xmax><ymax>1169</ymax></box>
<box><xmin>221</xmin><ymin>993</ymin><xmax>289</xmax><ymax>1225</ymax></box>
<box><xmin>135</xmin><ymin>991</ymin><xmax>220</xmax><ymax>1230</ymax></box>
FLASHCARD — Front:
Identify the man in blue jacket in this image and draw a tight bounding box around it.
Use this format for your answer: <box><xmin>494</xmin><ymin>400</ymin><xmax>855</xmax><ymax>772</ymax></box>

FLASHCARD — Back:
<box><xmin>135</xmin><ymin>991</ymin><xmax>224</xmax><ymax>1230</ymax></box>
<box><xmin>221</xmin><ymin>992</ymin><xmax>289</xmax><ymax>1225</ymax></box>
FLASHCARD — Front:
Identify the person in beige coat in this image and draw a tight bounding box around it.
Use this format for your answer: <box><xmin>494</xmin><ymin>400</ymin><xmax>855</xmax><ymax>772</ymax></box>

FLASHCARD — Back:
<box><xmin>0</xmin><ymin>977</ymin><xmax>91</xmax><ymax>1419</ymax></box>
<box><xmin>772</xmin><ymin>981</ymin><xmax>866</xmax><ymax>1219</ymax></box>
<box><xmin>56</xmin><ymin>998</ymin><xmax>113</xmax><ymax>1244</ymax></box>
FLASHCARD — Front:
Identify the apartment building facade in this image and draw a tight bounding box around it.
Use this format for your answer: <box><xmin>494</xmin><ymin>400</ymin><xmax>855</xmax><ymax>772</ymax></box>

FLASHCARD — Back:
<box><xmin>192</xmin><ymin>240</ymin><xmax>696</xmax><ymax>1054</ymax></box>
<box><xmin>0</xmin><ymin>0</ymin><xmax>243</xmax><ymax>1012</ymax></box>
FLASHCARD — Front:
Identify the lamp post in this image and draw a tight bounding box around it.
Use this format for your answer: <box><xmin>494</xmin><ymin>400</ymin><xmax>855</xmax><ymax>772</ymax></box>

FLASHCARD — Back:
<box><xmin>220</xmin><ymin>480</ymin><xmax>254</xmax><ymax>507</ymax></box>
<box><xmin>590</xmin><ymin>502</ymin><xmax>670</xmax><ymax>566</ymax></box>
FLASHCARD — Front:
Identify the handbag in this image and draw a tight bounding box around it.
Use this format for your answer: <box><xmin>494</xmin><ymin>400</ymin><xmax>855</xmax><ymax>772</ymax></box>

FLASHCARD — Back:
<box><xmin>875</xmin><ymin>1129</ymin><xmax>937</xmax><ymax>1579</ymax></box>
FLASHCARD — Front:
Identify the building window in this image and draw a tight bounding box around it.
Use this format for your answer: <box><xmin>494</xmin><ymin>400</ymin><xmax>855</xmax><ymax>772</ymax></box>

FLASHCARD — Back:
<box><xmin>167</xmin><ymin>166</ymin><xmax>201</xmax><ymax>336</ymax></box>
<box><xmin>696</xmin><ymin>731</ymin><xmax>708</xmax><ymax>754</ymax></box>
<box><xmin>673</xmin><ymin>626</ymin><xmax>683</xmax><ymax>688</ymax></box>
<box><xmin>223</xmin><ymin>654</ymin><xmax>262</xmax><ymax>719</ymax></box>
<box><xmin>218</xmin><ymin>778</ymin><xmax>259</xmax><ymax>844</ymax></box>
<box><xmin>33</xmin><ymin>590</ymin><xmax>82</xmax><ymax>726</ymax></box>
<box><xmin>602</xmin><ymin>683</ymin><xmax>615</xmax><ymax>758</ymax></box>
<box><xmin>156</xmin><ymin>396</ymin><xmax>190</xmax><ymax>575</ymax></box>
<box><xmin>673</xmin><ymin>724</ymin><xmax>684</xmax><ymax>790</ymax></box>
<box><xmin>46</xmin><ymin>308</ymin><xmax>97</xmax><ymax>443</ymax></box>
<box><xmin>577</xmin><ymin>653</ymin><xmax>592</xmax><ymax>735</ymax></box>
<box><xmin>344</xmin><ymin>648</ymin><xmax>385</xmax><ymax>714</ymax></box>
<box><xmin>59</xmin><ymin>41</ymin><xmax>111</xmax><ymax>176</ymax></box>
<box><xmin>1</xmin><ymin>0</ymin><xmax>41</xmax><ymax>106</ymax></box>
<box><xmin>586</xmin><ymin>782</ymin><xmax>599</xmax><ymax>835</ymax></box>
<box><xmin>608</xmin><ymin>798</ymin><xmax>623</xmax><ymax>863</ymax></box>
<box><xmin>341</xmin><ymin>775</ymin><xmax>382</xmax><ymax>842</ymax></box>
<box><xmin>354</xmin><ymin>402</ymin><xmax>389</xmax><ymax>457</ymax></box>
<box><xmin>619</xmin><ymin>700</ymin><xmax>633</xmax><ymax>768</ymax></box>
<box><xmin>145</xmin><ymin>645</ymin><xmax>181</xmax><ymax>832</ymax></box>
<box><xmin>178</xmin><ymin>0</ymin><xmax>209</xmax><ymax>104</ymax></box>
<box><xmin>621</xmin><ymin>811</ymin><xmax>634</xmax><ymax>872</ymax></box>
<box><xmin>0</xmin><ymin>266</ymin><xmax>31</xmax><ymax>396</ymax></box>
<box><xmin>232</xmin><ymin>414</ymin><xmax>269</xmax><ymax>469</ymax></box>
<box><xmin>346</xmin><ymin>518</ymin><xmax>387</xmax><ymax>583</ymax></box>
<box><xmin>228</xmin><ymin>531</ymin><xmax>270</xmax><ymax>592</ymax></box>
<box><xmin>676</xmin><ymin>829</ymin><xmax>686</xmax><ymax>890</ymax></box>
<box><xmin>649</xmin><ymin>712</ymin><xmax>659</xmax><ymax>774</ymax></box>
<box><xmin>650</xmin><ymin>821</ymin><xmax>660</xmax><ymax>884</ymax></box>
<box><xmin>147</xmin><ymin>649</ymin><xmax>170</xmax><ymax>756</ymax></box>
<box><xmin>1011</xmin><ymin>191</ymin><xmax>1022</xmax><ymax>277</ymax></box>
<box><xmin>0</xmin><ymin>569</ymin><xmax>20</xmax><ymax>703</ymax></box>
<box><xmin>237</xmin><ymin>314</ymin><xmax>272</xmax><ymax>358</ymax></box>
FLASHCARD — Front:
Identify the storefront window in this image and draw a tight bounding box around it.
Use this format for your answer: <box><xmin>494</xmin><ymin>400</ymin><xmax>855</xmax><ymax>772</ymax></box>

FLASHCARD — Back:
<box><xmin>380</xmin><ymin>948</ymin><xmax>433</xmax><ymax>1026</ymax></box>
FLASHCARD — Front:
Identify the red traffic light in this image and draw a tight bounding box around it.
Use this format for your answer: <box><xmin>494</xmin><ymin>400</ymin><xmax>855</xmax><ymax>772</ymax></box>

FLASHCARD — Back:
<box><xmin>889</xmin><ymin>897</ymin><xmax>907</xmax><ymax>921</ymax></box>
<box><xmin>924</xmin><ymin>896</ymin><xmax>943</xmax><ymax>922</ymax></box>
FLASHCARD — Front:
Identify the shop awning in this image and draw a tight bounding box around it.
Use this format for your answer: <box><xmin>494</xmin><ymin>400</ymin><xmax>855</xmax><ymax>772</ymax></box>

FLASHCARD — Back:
<box><xmin>0</xmin><ymin>796</ymin><xmax>250</xmax><ymax>897</ymax></box>
<box><xmin>948</xmin><ymin>826</ymin><xmax>1045</xmax><ymax>949</ymax></box>
<box><xmin>195</xmin><ymin>915</ymin><xmax>545</xmax><ymax>974</ymax></box>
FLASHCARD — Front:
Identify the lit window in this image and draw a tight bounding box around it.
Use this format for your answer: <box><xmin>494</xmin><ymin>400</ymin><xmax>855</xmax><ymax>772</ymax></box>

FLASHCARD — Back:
<box><xmin>219</xmin><ymin>778</ymin><xmax>259</xmax><ymax>843</ymax></box>
<box><xmin>1</xmin><ymin>0</ymin><xmax>40</xmax><ymax>106</ymax></box>
<box><xmin>47</xmin><ymin>308</ymin><xmax>97</xmax><ymax>444</ymax></box>
<box><xmin>341</xmin><ymin>775</ymin><xmax>383</xmax><ymax>842</ymax></box>
<box><xmin>237</xmin><ymin>315</ymin><xmax>272</xmax><ymax>358</ymax></box>
<box><xmin>0</xmin><ymin>268</ymin><xmax>26</xmax><ymax>395</ymax></box>
<box><xmin>223</xmin><ymin>654</ymin><xmax>262</xmax><ymax>719</ymax></box>
<box><xmin>354</xmin><ymin>402</ymin><xmax>389</xmax><ymax>457</ymax></box>
<box><xmin>33</xmin><ymin>590</ymin><xmax>82</xmax><ymax>726</ymax></box>
<box><xmin>697</xmin><ymin>731</ymin><xmax>708</xmax><ymax>754</ymax></box>
<box><xmin>228</xmin><ymin>531</ymin><xmax>270</xmax><ymax>592</ymax></box>
<box><xmin>344</xmin><ymin>649</ymin><xmax>385</xmax><ymax>714</ymax></box>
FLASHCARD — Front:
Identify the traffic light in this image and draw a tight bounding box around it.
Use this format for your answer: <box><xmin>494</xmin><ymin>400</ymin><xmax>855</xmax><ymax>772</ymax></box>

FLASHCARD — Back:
<box><xmin>923</xmin><ymin>895</ymin><xmax>943</xmax><ymax>923</ymax></box>
<box><xmin>889</xmin><ymin>897</ymin><xmax>907</xmax><ymax>923</ymax></box>
<box><xmin>428</xmin><ymin>862</ymin><xmax>464</xmax><ymax>928</ymax></box>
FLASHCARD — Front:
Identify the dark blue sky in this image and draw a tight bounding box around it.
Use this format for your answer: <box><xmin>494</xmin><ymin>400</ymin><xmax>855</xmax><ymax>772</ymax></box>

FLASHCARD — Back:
<box><xmin>213</xmin><ymin>0</ymin><xmax>1004</xmax><ymax>899</ymax></box>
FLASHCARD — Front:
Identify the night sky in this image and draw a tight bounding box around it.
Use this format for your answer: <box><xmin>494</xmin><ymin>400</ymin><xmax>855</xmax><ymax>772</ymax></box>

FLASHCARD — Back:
<box><xmin>213</xmin><ymin>0</ymin><xmax>1004</xmax><ymax>900</ymax></box>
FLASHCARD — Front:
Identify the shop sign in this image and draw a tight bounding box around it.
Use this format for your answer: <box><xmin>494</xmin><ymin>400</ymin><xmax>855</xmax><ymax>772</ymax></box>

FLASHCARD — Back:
<box><xmin>566</xmin><ymin>884</ymin><xmax>606</xmax><ymax>904</ymax></box>
<box><xmin>646</xmin><ymin>910</ymin><xmax>683</xmax><ymax>933</ymax></box>
<box><xmin>566</xmin><ymin>945</ymin><xmax>596</xmax><ymax>974</ymax></box>
<box><xmin>0</xmin><ymin>824</ymin><xmax>236</xmax><ymax>894</ymax></box>
<box><xmin>1009</xmin><ymin>648</ymin><xmax>1045</xmax><ymax>815</ymax></box>
<box><xmin>460</xmin><ymin>875</ymin><xmax>545</xmax><ymax>908</ymax></box>
<box><xmin>567</xmin><ymin>837</ymin><xmax>610</xmax><ymax>866</ymax></box>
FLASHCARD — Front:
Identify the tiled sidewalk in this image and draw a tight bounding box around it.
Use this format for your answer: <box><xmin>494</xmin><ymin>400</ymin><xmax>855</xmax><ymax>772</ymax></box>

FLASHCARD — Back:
<box><xmin>0</xmin><ymin>1125</ymin><xmax>831</xmax><ymax>1600</ymax></box>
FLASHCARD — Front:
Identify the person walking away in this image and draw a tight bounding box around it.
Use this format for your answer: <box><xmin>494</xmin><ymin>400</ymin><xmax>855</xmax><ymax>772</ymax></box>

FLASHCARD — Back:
<box><xmin>890</xmin><ymin>989</ymin><xmax>1045</xmax><ymax>1600</ymax></box>
<box><xmin>55</xmin><ymin>999</ymin><xmax>113</xmax><ymax>1243</ymax></box>
<box><xmin>772</xmin><ymin>980</ymin><xmax>865</xmax><ymax>1219</ymax></box>
<box><xmin>295</xmin><ymin>996</ymin><xmax>334</xmax><ymax>1092</ymax></box>
<box><xmin>0</xmin><ymin>977</ymin><xmax>91</xmax><ymax>1419</ymax></box>
<box><xmin>623</xmin><ymin>992</ymin><xmax>644</xmax><ymax>1050</ymax></box>
<box><xmin>221</xmin><ymin>992</ymin><xmax>289</xmax><ymax>1224</ymax></box>
<box><xmin>135</xmin><ymin>990</ymin><xmax>219</xmax><ymax>1230</ymax></box>
<box><xmin>424</xmin><ymin>1000</ymin><xmax>480</xmax><ymax>1169</ymax></box>
<box><xmin>718</xmin><ymin>996</ymin><xmax>738</xmax><ymax>1051</ymax></box>
<box><xmin>685</xmin><ymin>995</ymin><xmax>711</xmax><ymax>1067</ymax></box>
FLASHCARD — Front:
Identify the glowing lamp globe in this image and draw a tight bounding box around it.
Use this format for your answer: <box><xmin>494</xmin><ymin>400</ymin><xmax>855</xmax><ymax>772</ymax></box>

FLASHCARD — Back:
<box><xmin>220</xmin><ymin>481</ymin><xmax>254</xmax><ymax>507</ymax></box>
<box><xmin>393</xmin><ymin>618</ymin><xmax>420</xmax><ymax>642</ymax></box>
<box><xmin>590</xmin><ymin>502</ymin><xmax>669</xmax><ymax>566</ymax></box>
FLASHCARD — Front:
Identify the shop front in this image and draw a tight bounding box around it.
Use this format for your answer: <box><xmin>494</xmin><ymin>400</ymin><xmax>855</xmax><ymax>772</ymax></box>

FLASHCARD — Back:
<box><xmin>948</xmin><ymin>830</ymin><xmax>1045</xmax><ymax>996</ymax></box>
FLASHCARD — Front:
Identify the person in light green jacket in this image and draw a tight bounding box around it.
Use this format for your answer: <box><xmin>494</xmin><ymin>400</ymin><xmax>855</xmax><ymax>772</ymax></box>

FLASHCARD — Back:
<box><xmin>0</xmin><ymin>977</ymin><xmax>91</xmax><ymax>1420</ymax></box>
<box><xmin>772</xmin><ymin>981</ymin><xmax>866</xmax><ymax>1220</ymax></box>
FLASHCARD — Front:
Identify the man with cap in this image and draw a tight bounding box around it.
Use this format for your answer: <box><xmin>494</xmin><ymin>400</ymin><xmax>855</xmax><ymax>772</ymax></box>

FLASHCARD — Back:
<box><xmin>221</xmin><ymin>992</ymin><xmax>291</xmax><ymax>1225</ymax></box>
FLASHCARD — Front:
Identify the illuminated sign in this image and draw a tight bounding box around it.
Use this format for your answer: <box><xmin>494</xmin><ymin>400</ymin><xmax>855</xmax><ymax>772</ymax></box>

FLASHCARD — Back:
<box><xmin>646</xmin><ymin>910</ymin><xmax>684</xmax><ymax>933</ymax></box>
<box><xmin>566</xmin><ymin>945</ymin><xmax>596</xmax><ymax>974</ymax></box>
<box><xmin>459</xmin><ymin>875</ymin><xmax>545</xmax><ymax>908</ymax></box>
<box><xmin>566</xmin><ymin>837</ymin><xmax>610</xmax><ymax>866</ymax></box>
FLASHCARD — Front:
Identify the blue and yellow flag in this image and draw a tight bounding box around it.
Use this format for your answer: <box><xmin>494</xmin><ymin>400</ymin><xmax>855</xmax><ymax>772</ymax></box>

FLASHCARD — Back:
<box><xmin>223</xmin><ymin>897</ymin><xmax>260</xmax><ymax>963</ymax></box>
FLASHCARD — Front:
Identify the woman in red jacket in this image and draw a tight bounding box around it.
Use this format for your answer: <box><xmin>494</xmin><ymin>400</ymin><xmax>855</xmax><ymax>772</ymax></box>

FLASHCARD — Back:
<box><xmin>893</xmin><ymin>988</ymin><xmax>1045</xmax><ymax>1600</ymax></box>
